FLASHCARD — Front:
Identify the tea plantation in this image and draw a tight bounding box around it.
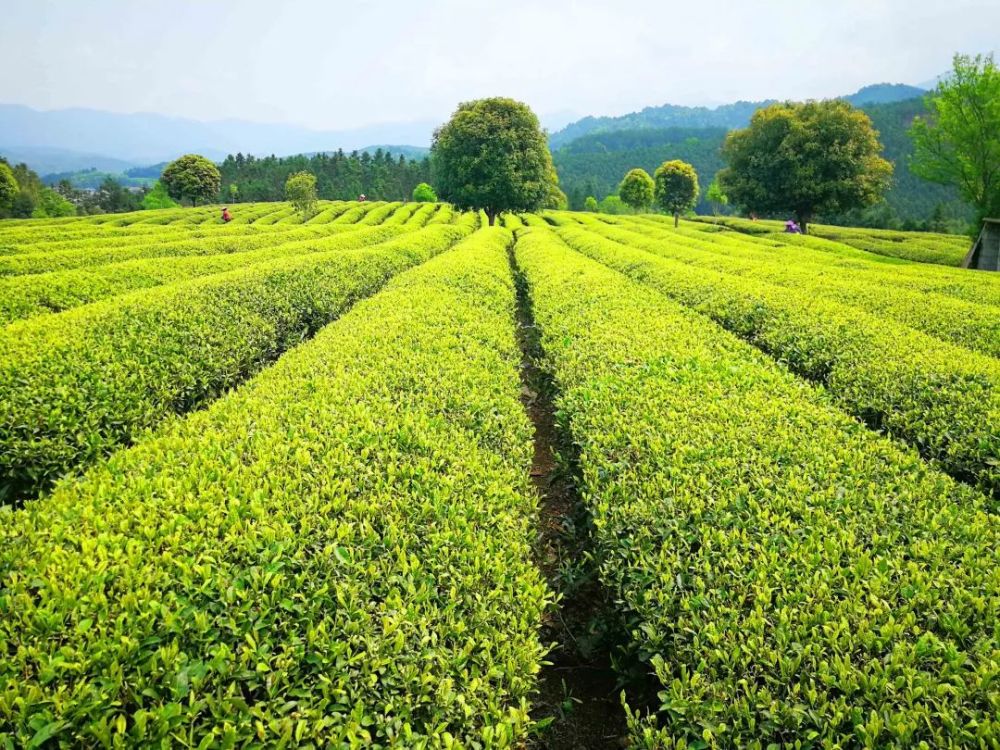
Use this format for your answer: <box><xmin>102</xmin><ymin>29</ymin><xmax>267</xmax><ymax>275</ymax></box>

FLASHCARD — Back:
<box><xmin>0</xmin><ymin>202</ymin><xmax>996</xmax><ymax>747</ymax></box>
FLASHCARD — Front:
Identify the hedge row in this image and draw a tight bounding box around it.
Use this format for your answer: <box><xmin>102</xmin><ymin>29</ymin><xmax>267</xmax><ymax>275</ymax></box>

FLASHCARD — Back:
<box><xmin>0</xmin><ymin>223</ymin><xmax>470</xmax><ymax>502</ymax></box>
<box><xmin>515</xmin><ymin>226</ymin><xmax>1000</xmax><ymax>747</ymax></box>
<box><xmin>425</xmin><ymin>203</ymin><xmax>455</xmax><ymax>225</ymax></box>
<box><xmin>0</xmin><ymin>226</ymin><xmax>548</xmax><ymax>747</ymax></box>
<box><xmin>400</xmin><ymin>203</ymin><xmax>439</xmax><ymax>228</ymax></box>
<box><xmin>0</xmin><ymin>225</ymin><xmax>408</xmax><ymax>326</ymax></box>
<box><xmin>0</xmin><ymin>221</ymin><xmax>374</xmax><ymax>277</ymax></box>
<box><xmin>579</xmin><ymin>216</ymin><xmax>1000</xmax><ymax>359</ymax></box>
<box><xmin>687</xmin><ymin>215</ymin><xmax>969</xmax><ymax>266</ymax></box>
<box><xmin>553</xmin><ymin>223</ymin><xmax>1000</xmax><ymax>496</ymax></box>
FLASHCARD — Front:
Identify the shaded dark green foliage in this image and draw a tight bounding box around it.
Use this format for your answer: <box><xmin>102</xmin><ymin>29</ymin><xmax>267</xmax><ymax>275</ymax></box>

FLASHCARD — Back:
<box><xmin>555</xmin><ymin>128</ymin><xmax>726</xmax><ymax>212</ymax></box>
<box><xmin>219</xmin><ymin>148</ymin><xmax>430</xmax><ymax>203</ymax></box>
<box><xmin>554</xmin><ymin>100</ymin><xmax>973</xmax><ymax>229</ymax></box>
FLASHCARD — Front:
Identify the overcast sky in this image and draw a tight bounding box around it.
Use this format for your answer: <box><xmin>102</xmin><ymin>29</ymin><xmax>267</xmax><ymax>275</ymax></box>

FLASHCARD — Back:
<box><xmin>2</xmin><ymin>0</ymin><xmax>998</xmax><ymax>130</ymax></box>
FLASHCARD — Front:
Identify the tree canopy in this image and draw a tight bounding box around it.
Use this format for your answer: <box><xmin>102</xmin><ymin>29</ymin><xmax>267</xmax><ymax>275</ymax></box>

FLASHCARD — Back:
<box><xmin>719</xmin><ymin>100</ymin><xmax>892</xmax><ymax>233</ymax></box>
<box><xmin>619</xmin><ymin>168</ymin><xmax>655</xmax><ymax>212</ymax></box>
<box><xmin>285</xmin><ymin>171</ymin><xmax>318</xmax><ymax>216</ymax></box>
<box><xmin>432</xmin><ymin>97</ymin><xmax>553</xmax><ymax>225</ymax></box>
<box><xmin>654</xmin><ymin>160</ymin><xmax>700</xmax><ymax>226</ymax></box>
<box><xmin>412</xmin><ymin>182</ymin><xmax>437</xmax><ymax>202</ymax></box>
<box><xmin>910</xmin><ymin>53</ymin><xmax>1000</xmax><ymax>228</ymax></box>
<box><xmin>142</xmin><ymin>181</ymin><xmax>179</xmax><ymax>210</ymax></box>
<box><xmin>0</xmin><ymin>163</ymin><xmax>18</xmax><ymax>213</ymax></box>
<box><xmin>219</xmin><ymin>149</ymin><xmax>429</xmax><ymax>203</ymax></box>
<box><xmin>161</xmin><ymin>154</ymin><xmax>221</xmax><ymax>207</ymax></box>
<box><xmin>706</xmin><ymin>176</ymin><xmax>729</xmax><ymax>215</ymax></box>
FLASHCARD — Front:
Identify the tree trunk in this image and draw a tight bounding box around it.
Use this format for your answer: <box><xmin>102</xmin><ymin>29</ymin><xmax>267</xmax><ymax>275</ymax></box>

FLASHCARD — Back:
<box><xmin>797</xmin><ymin>212</ymin><xmax>811</xmax><ymax>235</ymax></box>
<box><xmin>487</xmin><ymin>210</ymin><xmax>496</xmax><ymax>227</ymax></box>
<box><xmin>674</xmin><ymin>211</ymin><xmax>680</xmax><ymax>228</ymax></box>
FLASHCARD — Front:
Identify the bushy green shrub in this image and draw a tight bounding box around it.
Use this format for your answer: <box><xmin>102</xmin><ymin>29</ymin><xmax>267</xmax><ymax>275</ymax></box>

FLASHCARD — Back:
<box><xmin>412</xmin><ymin>182</ymin><xmax>437</xmax><ymax>202</ymax></box>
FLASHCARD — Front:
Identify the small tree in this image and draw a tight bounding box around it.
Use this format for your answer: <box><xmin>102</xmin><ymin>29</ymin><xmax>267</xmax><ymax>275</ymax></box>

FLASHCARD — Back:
<box><xmin>654</xmin><ymin>160</ymin><xmax>700</xmax><ymax>227</ymax></box>
<box><xmin>142</xmin><ymin>181</ymin><xmax>179</xmax><ymax>210</ymax></box>
<box><xmin>412</xmin><ymin>182</ymin><xmax>437</xmax><ymax>202</ymax></box>
<box><xmin>35</xmin><ymin>188</ymin><xmax>76</xmax><ymax>217</ymax></box>
<box><xmin>584</xmin><ymin>196</ymin><xmax>599</xmax><ymax>212</ymax></box>
<box><xmin>432</xmin><ymin>97</ymin><xmax>553</xmax><ymax>225</ymax></box>
<box><xmin>706</xmin><ymin>176</ymin><xmax>729</xmax><ymax>217</ymax></box>
<box><xmin>720</xmin><ymin>100</ymin><xmax>892</xmax><ymax>234</ymax></box>
<box><xmin>598</xmin><ymin>195</ymin><xmax>628</xmax><ymax>215</ymax></box>
<box><xmin>161</xmin><ymin>154</ymin><xmax>221</xmax><ymax>207</ymax></box>
<box><xmin>0</xmin><ymin>162</ymin><xmax>18</xmax><ymax>214</ymax></box>
<box><xmin>619</xmin><ymin>168</ymin><xmax>655</xmax><ymax>213</ymax></box>
<box><xmin>285</xmin><ymin>171</ymin><xmax>318</xmax><ymax>216</ymax></box>
<box><xmin>910</xmin><ymin>53</ymin><xmax>1000</xmax><ymax>228</ymax></box>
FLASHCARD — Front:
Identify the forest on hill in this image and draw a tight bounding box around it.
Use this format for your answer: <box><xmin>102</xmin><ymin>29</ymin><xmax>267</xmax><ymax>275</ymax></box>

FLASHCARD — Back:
<box><xmin>554</xmin><ymin>95</ymin><xmax>970</xmax><ymax>228</ymax></box>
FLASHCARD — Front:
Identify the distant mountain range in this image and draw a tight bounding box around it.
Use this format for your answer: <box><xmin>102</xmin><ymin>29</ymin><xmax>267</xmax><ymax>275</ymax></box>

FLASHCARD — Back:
<box><xmin>0</xmin><ymin>82</ymin><xmax>929</xmax><ymax>178</ymax></box>
<box><xmin>548</xmin><ymin>83</ymin><xmax>927</xmax><ymax>148</ymax></box>
<box><xmin>552</xmin><ymin>93</ymin><xmax>968</xmax><ymax>224</ymax></box>
<box><xmin>0</xmin><ymin>103</ymin><xmax>439</xmax><ymax>173</ymax></box>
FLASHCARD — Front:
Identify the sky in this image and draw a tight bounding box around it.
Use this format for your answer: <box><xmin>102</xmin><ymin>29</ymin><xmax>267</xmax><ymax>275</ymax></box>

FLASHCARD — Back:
<box><xmin>2</xmin><ymin>0</ymin><xmax>998</xmax><ymax>131</ymax></box>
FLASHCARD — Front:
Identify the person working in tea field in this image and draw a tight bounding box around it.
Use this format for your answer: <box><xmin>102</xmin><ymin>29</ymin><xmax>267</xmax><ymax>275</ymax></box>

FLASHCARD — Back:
<box><xmin>784</xmin><ymin>219</ymin><xmax>801</xmax><ymax>234</ymax></box>
<box><xmin>221</xmin><ymin>206</ymin><xmax>232</xmax><ymax>222</ymax></box>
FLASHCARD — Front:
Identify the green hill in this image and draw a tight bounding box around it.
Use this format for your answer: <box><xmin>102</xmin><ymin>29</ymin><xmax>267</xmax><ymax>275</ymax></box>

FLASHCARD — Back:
<box><xmin>554</xmin><ymin>96</ymin><xmax>971</xmax><ymax>229</ymax></box>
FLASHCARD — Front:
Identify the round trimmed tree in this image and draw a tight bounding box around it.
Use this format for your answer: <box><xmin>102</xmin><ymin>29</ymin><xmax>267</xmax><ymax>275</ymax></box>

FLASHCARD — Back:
<box><xmin>720</xmin><ymin>100</ymin><xmax>892</xmax><ymax>234</ymax></box>
<box><xmin>432</xmin><ymin>98</ymin><xmax>553</xmax><ymax>225</ymax></box>
<box><xmin>654</xmin><ymin>160</ymin><xmax>700</xmax><ymax>227</ymax></box>
<box><xmin>619</xmin><ymin>168</ymin><xmax>655</xmax><ymax>213</ymax></box>
<box><xmin>161</xmin><ymin>154</ymin><xmax>221</xmax><ymax>207</ymax></box>
<box><xmin>412</xmin><ymin>182</ymin><xmax>437</xmax><ymax>202</ymax></box>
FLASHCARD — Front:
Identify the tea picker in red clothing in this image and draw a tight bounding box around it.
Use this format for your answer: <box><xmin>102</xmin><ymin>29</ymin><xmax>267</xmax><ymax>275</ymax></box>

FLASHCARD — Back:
<box><xmin>221</xmin><ymin>207</ymin><xmax>232</xmax><ymax>222</ymax></box>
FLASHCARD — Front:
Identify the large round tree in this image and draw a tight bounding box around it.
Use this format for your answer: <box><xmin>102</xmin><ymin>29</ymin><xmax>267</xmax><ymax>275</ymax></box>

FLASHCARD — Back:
<box><xmin>619</xmin><ymin>168</ymin><xmax>655</xmax><ymax>213</ymax></box>
<box><xmin>719</xmin><ymin>100</ymin><xmax>892</xmax><ymax>234</ymax></box>
<box><xmin>654</xmin><ymin>160</ymin><xmax>700</xmax><ymax>227</ymax></box>
<box><xmin>432</xmin><ymin>98</ymin><xmax>553</xmax><ymax>225</ymax></box>
<box><xmin>161</xmin><ymin>154</ymin><xmax>221</xmax><ymax>207</ymax></box>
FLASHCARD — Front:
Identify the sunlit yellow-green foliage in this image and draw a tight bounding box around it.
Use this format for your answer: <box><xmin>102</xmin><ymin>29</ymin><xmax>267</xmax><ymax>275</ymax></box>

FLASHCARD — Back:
<box><xmin>1</xmin><ymin>203</ymin><xmax>997</xmax><ymax>747</ymax></box>
<box><xmin>516</xmin><ymin>224</ymin><xmax>999</xmax><ymax>747</ymax></box>
<box><xmin>691</xmin><ymin>214</ymin><xmax>971</xmax><ymax>265</ymax></box>
<box><xmin>1</xmin><ymin>227</ymin><xmax>548</xmax><ymax>746</ymax></box>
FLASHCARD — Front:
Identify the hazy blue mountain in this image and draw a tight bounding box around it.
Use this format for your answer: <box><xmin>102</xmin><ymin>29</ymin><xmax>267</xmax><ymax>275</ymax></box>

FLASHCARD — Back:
<box><xmin>843</xmin><ymin>83</ymin><xmax>927</xmax><ymax>106</ymax></box>
<box><xmin>549</xmin><ymin>83</ymin><xmax>929</xmax><ymax>148</ymax></box>
<box><xmin>0</xmin><ymin>81</ymin><xmax>934</xmax><ymax>178</ymax></box>
<box><xmin>0</xmin><ymin>103</ymin><xmax>436</xmax><ymax>171</ymax></box>
<box><xmin>0</xmin><ymin>144</ymin><xmax>139</xmax><ymax>174</ymax></box>
<box><xmin>550</xmin><ymin>101</ymin><xmax>771</xmax><ymax>149</ymax></box>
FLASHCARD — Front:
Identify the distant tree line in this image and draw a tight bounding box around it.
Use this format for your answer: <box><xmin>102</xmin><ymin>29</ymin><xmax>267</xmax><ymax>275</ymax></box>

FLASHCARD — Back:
<box><xmin>217</xmin><ymin>149</ymin><xmax>431</xmax><ymax>203</ymax></box>
<box><xmin>0</xmin><ymin>159</ymin><xmax>77</xmax><ymax>218</ymax></box>
<box><xmin>554</xmin><ymin>99</ymin><xmax>974</xmax><ymax>232</ymax></box>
